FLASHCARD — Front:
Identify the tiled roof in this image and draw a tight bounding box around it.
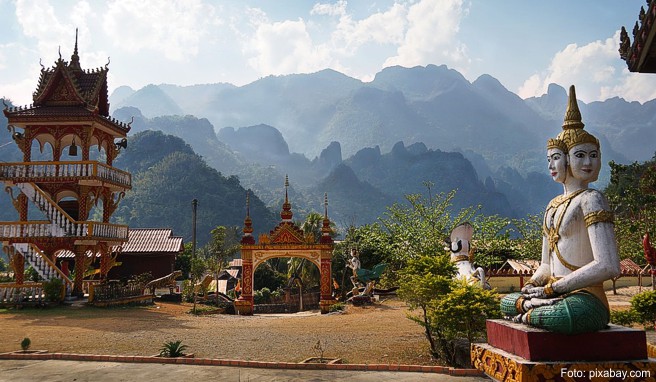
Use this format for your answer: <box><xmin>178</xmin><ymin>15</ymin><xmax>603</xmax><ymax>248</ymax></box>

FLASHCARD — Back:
<box><xmin>3</xmin><ymin>105</ymin><xmax>130</xmax><ymax>133</ymax></box>
<box><xmin>120</xmin><ymin>229</ymin><xmax>184</xmax><ymax>253</ymax></box>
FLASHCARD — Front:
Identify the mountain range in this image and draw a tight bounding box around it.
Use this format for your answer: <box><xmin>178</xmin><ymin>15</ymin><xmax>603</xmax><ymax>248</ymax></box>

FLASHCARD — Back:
<box><xmin>107</xmin><ymin>65</ymin><xmax>654</xmax><ymax>225</ymax></box>
<box><xmin>3</xmin><ymin>64</ymin><xmax>654</xmax><ymax>242</ymax></box>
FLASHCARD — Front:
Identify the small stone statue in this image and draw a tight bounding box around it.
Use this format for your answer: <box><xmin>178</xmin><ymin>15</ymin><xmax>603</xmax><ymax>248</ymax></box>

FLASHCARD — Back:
<box><xmin>447</xmin><ymin>222</ymin><xmax>490</xmax><ymax>289</ymax></box>
<box><xmin>346</xmin><ymin>248</ymin><xmax>362</xmax><ymax>292</ymax></box>
<box><xmin>500</xmin><ymin>85</ymin><xmax>620</xmax><ymax>334</ymax></box>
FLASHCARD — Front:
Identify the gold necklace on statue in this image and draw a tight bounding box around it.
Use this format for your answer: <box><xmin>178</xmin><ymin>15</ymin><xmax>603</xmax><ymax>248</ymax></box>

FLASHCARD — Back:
<box><xmin>543</xmin><ymin>188</ymin><xmax>588</xmax><ymax>272</ymax></box>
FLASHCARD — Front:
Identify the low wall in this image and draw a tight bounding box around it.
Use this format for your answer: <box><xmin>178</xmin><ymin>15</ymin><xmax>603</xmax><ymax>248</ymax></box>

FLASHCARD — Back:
<box><xmin>489</xmin><ymin>275</ymin><xmax>651</xmax><ymax>293</ymax></box>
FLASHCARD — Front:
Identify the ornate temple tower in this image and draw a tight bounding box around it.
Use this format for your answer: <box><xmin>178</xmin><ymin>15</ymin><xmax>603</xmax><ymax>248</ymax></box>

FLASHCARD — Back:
<box><xmin>0</xmin><ymin>31</ymin><xmax>131</xmax><ymax>296</ymax></box>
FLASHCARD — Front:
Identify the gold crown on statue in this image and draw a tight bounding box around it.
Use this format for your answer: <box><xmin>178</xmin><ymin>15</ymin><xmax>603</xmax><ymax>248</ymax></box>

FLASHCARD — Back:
<box><xmin>556</xmin><ymin>85</ymin><xmax>599</xmax><ymax>151</ymax></box>
<box><xmin>546</xmin><ymin>137</ymin><xmax>567</xmax><ymax>152</ymax></box>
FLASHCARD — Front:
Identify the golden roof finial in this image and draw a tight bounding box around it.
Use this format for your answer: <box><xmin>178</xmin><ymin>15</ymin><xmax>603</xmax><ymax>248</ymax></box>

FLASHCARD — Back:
<box><xmin>556</xmin><ymin>85</ymin><xmax>599</xmax><ymax>150</ymax></box>
<box><xmin>281</xmin><ymin>175</ymin><xmax>293</xmax><ymax>221</ymax></box>
<box><xmin>241</xmin><ymin>189</ymin><xmax>255</xmax><ymax>244</ymax></box>
<box><xmin>320</xmin><ymin>192</ymin><xmax>333</xmax><ymax>244</ymax></box>
<box><xmin>562</xmin><ymin>85</ymin><xmax>584</xmax><ymax>130</ymax></box>
<box><xmin>323</xmin><ymin>192</ymin><xmax>328</xmax><ymax>218</ymax></box>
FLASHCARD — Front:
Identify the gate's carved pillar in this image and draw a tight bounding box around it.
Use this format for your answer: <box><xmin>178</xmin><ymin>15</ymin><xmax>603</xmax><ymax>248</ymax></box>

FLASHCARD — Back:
<box><xmin>319</xmin><ymin>249</ymin><xmax>337</xmax><ymax>314</ymax></box>
<box><xmin>235</xmin><ymin>249</ymin><xmax>254</xmax><ymax>315</ymax></box>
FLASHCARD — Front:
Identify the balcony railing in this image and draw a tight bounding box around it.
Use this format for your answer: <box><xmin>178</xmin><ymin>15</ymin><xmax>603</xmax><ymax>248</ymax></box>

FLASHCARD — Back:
<box><xmin>0</xmin><ymin>221</ymin><xmax>128</xmax><ymax>242</ymax></box>
<box><xmin>0</xmin><ymin>161</ymin><xmax>131</xmax><ymax>189</ymax></box>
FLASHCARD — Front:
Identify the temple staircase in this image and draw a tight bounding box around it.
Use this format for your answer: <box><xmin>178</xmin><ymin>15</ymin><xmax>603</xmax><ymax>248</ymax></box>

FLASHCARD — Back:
<box><xmin>11</xmin><ymin>243</ymin><xmax>72</xmax><ymax>288</ymax></box>
<box><xmin>16</xmin><ymin>182</ymin><xmax>82</xmax><ymax>236</ymax></box>
<box><xmin>2</xmin><ymin>183</ymin><xmax>76</xmax><ymax>296</ymax></box>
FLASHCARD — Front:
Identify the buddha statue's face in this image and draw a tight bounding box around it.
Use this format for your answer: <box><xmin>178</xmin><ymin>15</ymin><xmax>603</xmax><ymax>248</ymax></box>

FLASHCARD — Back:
<box><xmin>547</xmin><ymin>148</ymin><xmax>567</xmax><ymax>184</ymax></box>
<box><xmin>568</xmin><ymin>142</ymin><xmax>601</xmax><ymax>184</ymax></box>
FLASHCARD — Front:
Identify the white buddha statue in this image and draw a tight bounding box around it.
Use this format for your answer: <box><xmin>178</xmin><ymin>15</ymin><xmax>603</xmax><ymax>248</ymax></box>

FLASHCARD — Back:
<box><xmin>501</xmin><ymin>85</ymin><xmax>620</xmax><ymax>334</ymax></box>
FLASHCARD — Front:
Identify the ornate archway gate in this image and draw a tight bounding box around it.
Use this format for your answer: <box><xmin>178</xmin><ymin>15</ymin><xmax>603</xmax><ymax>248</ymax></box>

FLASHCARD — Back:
<box><xmin>235</xmin><ymin>179</ymin><xmax>336</xmax><ymax>315</ymax></box>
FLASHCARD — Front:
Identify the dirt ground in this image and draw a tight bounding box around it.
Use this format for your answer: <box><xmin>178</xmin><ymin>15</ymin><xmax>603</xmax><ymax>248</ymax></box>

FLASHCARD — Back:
<box><xmin>0</xmin><ymin>287</ymin><xmax>648</xmax><ymax>365</ymax></box>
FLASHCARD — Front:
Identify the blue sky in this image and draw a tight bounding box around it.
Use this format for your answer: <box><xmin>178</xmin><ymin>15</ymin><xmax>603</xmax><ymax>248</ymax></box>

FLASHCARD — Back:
<box><xmin>0</xmin><ymin>0</ymin><xmax>652</xmax><ymax>106</ymax></box>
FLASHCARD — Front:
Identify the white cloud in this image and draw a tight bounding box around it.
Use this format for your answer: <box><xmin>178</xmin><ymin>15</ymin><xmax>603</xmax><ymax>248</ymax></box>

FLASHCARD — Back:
<box><xmin>311</xmin><ymin>0</ymin><xmax>347</xmax><ymax>17</ymax></box>
<box><xmin>245</xmin><ymin>18</ymin><xmax>331</xmax><ymax>75</ymax></box>
<box><xmin>15</xmin><ymin>0</ymin><xmax>71</xmax><ymax>56</ymax></box>
<box><xmin>517</xmin><ymin>31</ymin><xmax>651</xmax><ymax>103</ymax></box>
<box><xmin>331</xmin><ymin>3</ymin><xmax>407</xmax><ymax>53</ymax></box>
<box><xmin>603</xmin><ymin>71</ymin><xmax>656</xmax><ymax>103</ymax></box>
<box><xmin>384</xmin><ymin>0</ymin><xmax>469</xmax><ymax>70</ymax></box>
<box><xmin>103</xmin><ymin>0</ymin><xmax>222</xmax><ymax>61</ymax></box>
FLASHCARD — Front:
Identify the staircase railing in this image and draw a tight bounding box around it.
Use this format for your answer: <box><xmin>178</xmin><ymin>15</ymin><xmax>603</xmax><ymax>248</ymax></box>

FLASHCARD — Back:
<box><xmin>11</xmin><ymin>243</ymin><xmax>72</xmax><ymax>290</ymax></box>
<box><xmin>16</xmin><ymin>182</ymin><xmax>82</xmax><ymax>235</ymax></box>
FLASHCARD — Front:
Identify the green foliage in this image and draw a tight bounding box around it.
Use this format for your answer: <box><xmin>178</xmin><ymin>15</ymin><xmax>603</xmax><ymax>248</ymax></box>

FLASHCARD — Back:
<box><xmin>610</xmin><ymin>309</ymin><xmax>640</xmax><ymax>327</ymax></box>
<box><xmin>253</xmin><ymin>287</ymin><xmax>272</xmax><ymax>304</ymax></box>
<box><xmin>176</xmin><ymin>243</ymin><xmax>193</xmax><ymax>277</ymax></box>
<box><xmin>159</xmin><ymin>340</ymin><xmax>188</xmax><ymax>357</ymax></box>
<box><xmin>631</xmin><ymin>290</ymin><xmax>656</xmax><ymax>327</ymax></box>
<box><xmin>202</xmin><ymin>225</ymin><xmax>241</xmax><ymax>294</ymax></box>
<box><xmin>0</xmin><ymin>257</ymin><xmax>6</xmax><ymax>272</ymax></box>
<box><xmin>377</xmin><ymin>188</ymin><xmax>478</xmax><ymax>281</ymax></box>
<box><xmin>43</xmin><ymin>278</ymin><xmax>64</xmax><ymax>302</ymax></box>
<box><xmin>112</xmin><ymin>131</ymin><xmax>278</xmax><ymax>247</ymax></box>
<box><xmin>329</xmin><ymin>302</ymin><xmax>345</xmax><ymax>312</ymax></box>
<box><xmin>605</xmin><ymin>156</ymin><xmax>656</xmax><ymax>265</ymax></box>
<box><xmin>473</xmin><ymin>213</ymin><xmax>543</xmax><ymax>268</ymax></box>
<box><xmin>427</xmin><ymin>281</ymin><xmax>500</xmax><ymax>343</ymax></box>
<box><xmin>357</xmin><ymin>186</ymin><xmax>505</xmax><ymax>366</ymax></box>
<box><xmin>20</xmin><ymin>337</ymin><xmax>31</xmax><ymax>352</ymax></box>
<box><xmin>25</xmin><ymin>266</ymin><xmax>41</xmax><ymax>282</ymax></box>
<box><xmin>254</xmin><ymin>262</ymin><xmax>286</xmax><ymax>292</ymax></box>
<box><xmin>181</xmin><ymin>280</ymin><xmax>194</xmax><ymax>303</ymax></box>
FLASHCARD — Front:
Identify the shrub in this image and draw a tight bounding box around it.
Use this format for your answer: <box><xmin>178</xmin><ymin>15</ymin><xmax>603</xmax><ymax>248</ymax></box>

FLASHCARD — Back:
<box><xmin>25</xmin><ymin>266</ymin><xmax>41</xmax><ymax>282</ymax></box>
<box><xmin>20</xmin><ymin>337</ymin><xmax>31</xmax><ymax>352</ymax></box>
<box><xmin>631</xmin><ymin>290</ymin><xmax>656</xmax><ymax>328</ymax></box>
<box><xmin>43</xmin><ymin>278</ymin><xmax>64</xmax><ymax>302</ymax></box>
<box><xmin>181</xmin><ymin>280</ymin><xmax>194</xmax><ymax>303</ymax></box>
<box><xmin>159</xmin><ymin>340</ymin><xmax>188</xmax><ymax>357</ymax></box>
<box><xmin>610</xmin><ymin>309</ymin><xmax>640</xmax><ymax>327</ymax></box>
<box><xmin>254</xmin><ymin>287</ymin><xmax>272</xmax><ymax>304</ymax></box>
<box><xmin>329</xmin><ymin>302</ymin><xmax>346</xmax><ymax>313</ymax></box>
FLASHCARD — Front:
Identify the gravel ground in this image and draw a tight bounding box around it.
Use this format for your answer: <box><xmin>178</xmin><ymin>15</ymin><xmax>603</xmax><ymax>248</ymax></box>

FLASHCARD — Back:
<box><xmin>0</xmin><ymin>287</ymin><xmax>646</xmax><ymax>365</ymax></box>
<box><xmin>0</xmin><ymin>297</ymin><xmax>438</xmax><ymax>366</ymax></box>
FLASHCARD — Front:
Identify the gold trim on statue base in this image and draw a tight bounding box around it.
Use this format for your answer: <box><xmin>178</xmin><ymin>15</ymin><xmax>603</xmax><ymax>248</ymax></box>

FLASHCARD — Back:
<box><xmin>471</xmin><ymin>343</ymin><xmax>656</xmax><ymax>382</ymax></box>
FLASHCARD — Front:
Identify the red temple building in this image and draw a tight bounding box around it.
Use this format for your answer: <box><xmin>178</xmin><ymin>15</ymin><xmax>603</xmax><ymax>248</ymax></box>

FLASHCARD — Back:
<box><xmin>0</xmin><ymin>31</ymin><xmax>131</xmax><ymax>297</ymax></box>
<box><xmin>620</xmin><ymin>1</ymin><xmax>656</xmax><ymax>73</ymax></box>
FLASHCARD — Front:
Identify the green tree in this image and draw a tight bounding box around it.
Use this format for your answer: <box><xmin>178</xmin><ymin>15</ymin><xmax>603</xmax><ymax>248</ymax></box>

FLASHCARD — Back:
<box><xmin>362</xmin><ymin>187</ymin><xmax>500</xmax><ymax>366</ymax></box>
<box><xmin>175</xmin><ymin>243</ymin><xmax>193</xmax><ymax>278</ymax></box>
<box><xmin>605</xmin><ymin>156</ymin><xmax>656</xmax><ymax>265</ymax></box>
<box><xmin>203</xmin><ymin>226</ymin><xmax>241</xmax><ymax>295</ymax></box>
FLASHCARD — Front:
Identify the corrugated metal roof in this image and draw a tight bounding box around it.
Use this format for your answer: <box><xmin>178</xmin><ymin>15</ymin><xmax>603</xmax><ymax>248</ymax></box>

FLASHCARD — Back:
<box><xmin>227</xmin><ymin>269</ymin><xmax>239</xmax><ymax>278</ymax></box>
<box><xmin>55</xmin><ymin>228</ymin><xmax>183</xmax><ymax>258</ymax></box>
<box><xmin>229</xmin><ymin>258</ymin><xmax>242</xmax><ymax>267</ymax></box>
<box><xmin>120</xmin><ymin>229</ymin><xmax>183</xmax><ymax>253</ymax></box>
<box><xmin>620</xmin><ymin>258</ymin><xmax>642</xmax><ymax>273</ymax></box>
<box><xmin>504</xmin><ymin>259</ymin><xmax>540</xmax><ymax>272</ymax></box>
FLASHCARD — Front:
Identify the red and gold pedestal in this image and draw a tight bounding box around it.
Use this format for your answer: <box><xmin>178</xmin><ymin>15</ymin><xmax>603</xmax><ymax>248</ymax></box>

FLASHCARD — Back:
<box><xmin>319</xmin><ymin>299</ymin><xmax>337</xmax><ymax>314</ymax></box>
<box><xmin>234</xmin><ymin>299</ymin><xmax>253</xmax><ymax>315</ymax></box>
<box><xmin>472</xmin><ymin>320</ymin><xmax>656</xmax><ymax>382</ymax></box>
